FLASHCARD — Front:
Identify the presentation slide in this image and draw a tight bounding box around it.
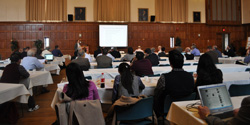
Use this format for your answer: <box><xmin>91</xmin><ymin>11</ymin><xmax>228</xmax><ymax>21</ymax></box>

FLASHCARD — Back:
<box><xmin>99</xmin><ymin>25</ymin><xmax>128</xmax><ymax>47</ymax></box>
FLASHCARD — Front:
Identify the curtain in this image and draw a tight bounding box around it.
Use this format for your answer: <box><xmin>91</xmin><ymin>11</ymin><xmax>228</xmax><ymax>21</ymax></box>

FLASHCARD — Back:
<box><xmin>26</xmin><ymin>0</ymin><xmax>67</xmax><ymax>21</ymax></box>
<box><xmin>94</xmin><ymin>0</ymin><xmax>130</xmax><ymax>21</ymax></box>
<box><xmin>155</xmin><ymin>0</ymin><xmax>187</xmax><ymax>22</ymax></box>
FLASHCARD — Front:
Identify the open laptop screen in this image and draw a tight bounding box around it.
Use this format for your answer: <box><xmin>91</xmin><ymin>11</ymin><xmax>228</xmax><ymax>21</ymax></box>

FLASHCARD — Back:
<box><xmin>45</xmin><ymin>54</ymin><xmax>53</xmax><ymax>61</ymax></box>
<box><xmin>198</xmin><ymin>84</ymin><xmax>233</xmax><ymax>114</ymax></box>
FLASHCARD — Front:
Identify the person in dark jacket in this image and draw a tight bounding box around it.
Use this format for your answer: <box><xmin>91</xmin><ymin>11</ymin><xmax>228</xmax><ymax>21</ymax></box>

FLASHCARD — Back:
<box><xmin>145</xmin><ymin>48</ymin><xmax>159</xmax><ymax>66</ymax></box>
<box><xmin>0</xmin><ymin>54</ymin><xmax>39</xmax><ymax>112</ymax></box>
<box><xmin>158</xmin><ymin>47</ymin><xmax>168</xmax><ymax>57</ymax></box>
<box><xmin>110</xmin><ymin>47</ymin><xmax>121</xmax><ymax>58</ymax></box>
<box><xmin>224</xmin><ymin>45</ymin><xmax>236</xmax><ymax>57</ymax></box>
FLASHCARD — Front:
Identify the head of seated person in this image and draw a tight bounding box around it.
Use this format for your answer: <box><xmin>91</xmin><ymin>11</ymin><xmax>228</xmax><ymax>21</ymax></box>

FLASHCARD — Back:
<box><xmin>161</xmin><ymin>47</ymin><xmax>166</xmax><ymax>52</ymax></box>
<box><xmin>27</xmin><ymin>49</ymin><xmax>36</xmax><ymax>57</ymax></box>
<box><xmin>197</xmin><ymin>53</ymin><xmax>217</xmax><ymax>73</ymax></box>
<box><xmin>169</xmin><ymin>49</ymin><xmax>184</xmax><ymax>69</ymax></box>
<box><xmin>65</xmin><ymin>63</ymin><xmax>90</xmax><ymax>100</ymax></box>
<box><xmin>77</xmin><ymin>49</ymin><xmax>85</xmax><ymax>58</ymax></box>
<box><xmin>10</xmin><ymin>53</ymin><xmax>21</xmax><ymax>64</ymax></box>
<box><xmin>136</xmin><ymin>51</ymin><xmax>144</xmax><ymax>60</ymax></box>
<box><xmin>102</xmin><ymin>48</ymin><xmax>108</xmax><ymax>55</ymax></box>
<box><xmin>127</xmin><ymin>47</ymin><xmax>134</xmax><ymax>55</ymax></box>
<box><xmin>144</xmin><ymin>48</ymin><xmax>152</xmax><ymax>56</ymax></box>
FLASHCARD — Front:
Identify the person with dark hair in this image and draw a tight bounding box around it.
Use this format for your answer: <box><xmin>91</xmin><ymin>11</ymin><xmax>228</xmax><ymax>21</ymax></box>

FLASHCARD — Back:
<box><xmin>35</xmin><ymin>49</ymin><xmax>45</xmax><ymax>59</ymax></box>
<box><xmin>191</xmin><ymin>44</ymin><xmax>200</xmax><ymax>56</ymax></box>
<box><xmin>96</xmin><ymin>48</ymin><xmax>113</xmax><ymax>68</ymax></box>
<box><xmin>184</xmin><ymin>47</ymin><xmax>194</xmax><ymax>60</ymax></box>
<box><xmin>0</xmin><ymin>54</ymin><xmax>39</xmax><ymax>112</ymax></box>
<box><xmin>94</xmin><ymin>46</ymin><xmax>102</xmax><ymax>58</ymax></box>
<box><xmin>112</xmin><ymin>63</ymin><xmax>145</xmax><ymax>103</ymax></box>
<box><xmin>198</xmin><ymin>96</ymin><xmax>250</xmax><ymax>124</ymax></box>
<box><xmin>206</xmin><ymin>46</ymin><xmax>218</xmax><ymax>64</ymax></box>
<box><xmin>97</xmin><ymin>48</ymin><xmax>115</xmax><ymax>61</ymax></box>
<box><xmin>145</xmin><ymin>48</ymin><xmax>159</xmax><ymax>66</ymax></box>
<box><xmin>63</xmin><ymin>63</ymin><xmax>100</xmax><ymax>100</ymax></box>
<box><xmin>224</xmin><ymin>45</ymin><xmax>236</xmax><ymax>57</ymax></box>
<box><xmin>21</xmin><ymin>47</ymin><xmax>30</xmax><ymax>59</ymax></box>
<box><xmin>110</xmin><ymin>47</ymin><xmax>121</xmax><ymax>58</ymax></box>
<box><xmin>158</xmin><ymin>47</ymin><xmax>168</xmax><ymax>57</ymax></box>
<box><xmin>154</xmin><ymin>49</ymin><xmax>194</xmax><ymax>118</ymax></box>
<box><xmin>130</xmin><ymin>52</ymin><xmax>153</xmax><ymax>76</ymax></box>
<box><xmin>120</xmin><ymin>47</ymin><xmax>135</xmax><ymax>61</ymax></box>
<box><xmin>52</xmin><ymin>45</ymin><xmax>63</xmax><ymax>57</ymax></box>
<box><xmin>195</xmin><ymin>53</ymin><xmax>223</xmax><ymax>91</ymax></box>
<box><xmin>244</xmin><ymin>47</ymin><xmax>250</xmax><ymax>64</ymax></box>
<box><xmin>212</xmin><ymin>45</ymin><xmax>222</xmax><ymax>57</ymax></box>
<box><xmin>71</xmin><ymin>49</ymin><xmax>90</xmax><ymax>71</ymax></box>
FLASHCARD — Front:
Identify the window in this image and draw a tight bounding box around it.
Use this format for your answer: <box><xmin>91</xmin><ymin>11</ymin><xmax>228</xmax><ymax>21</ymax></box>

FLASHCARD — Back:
<box><xmin>206</xmin><ymin>0</ymin><xmax>241</xmax><ymax>25</ymax></box>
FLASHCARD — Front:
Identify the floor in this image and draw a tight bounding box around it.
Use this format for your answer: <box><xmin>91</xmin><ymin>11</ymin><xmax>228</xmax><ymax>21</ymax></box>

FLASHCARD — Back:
<box><xmin>17</xmin><ymin>69</ymin><xmax>66</xmax><ymax>125</ymax></box>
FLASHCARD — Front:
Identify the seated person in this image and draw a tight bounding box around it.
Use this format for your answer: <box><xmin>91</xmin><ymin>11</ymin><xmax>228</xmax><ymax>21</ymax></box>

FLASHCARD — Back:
<box><xmin>71</xmin><ymin>49</ymin><xmax>90</xmax><ymax>71</ymax></box>
<box><xmin>0</xmin><ymin>54</ymin><xmax>39</xmax><ymax>112</ymax></box>
<box><xmin>198</xmin><ymin>96</ymin><xmax>250</xmax><ymax>125</ymax></box>
<box><xmin>130</xmin><ymin>52</ymin><xmax>153</xmax><ymax>77</ymax></box>
<box><xmin>158</xmin><ymin>46</ymin><xmax>162</xmax><ymax>53</ymax></box>
<box><xmin>96</xmin><ymin>48</ymin><xmax>113</xmax><ymax>68</ymax></box>
<box><xmin>195</xmin><ymin>53</ymin><xmax>223</xmax><ymax>91</ymax></box>
<box><xmin>21</xmin><ymin>47</ymin><xmax>30</xmax><ymax>59</ymax></box>
<box><xmin>41</xmin><ymin>47</ymin><xmax>52</xmax><ymax>57</ymax></box>
<box><xmin>21</xmin><ymin>49</ymin><xmax>44</xmax><ymax>70</ymax></box>
<box><xmin>63</xmin><ymin>63</ymin><xmax>100</xmax><ymax>100</ymax></box>
<box><xmin>158</xmin><ymin>47</ymin><xmax>168</xmax><ymax>57</ymax></box>
<box><xmin>224</xmin><ymin>45</ymin><xmax>236</xmax><ymax>57</ymax></box>
<box><xmin>134</xmin><ymin>46</ymin><xmax>144</xmax><ymax>53</ymax></box>
<box><xmin>97</xmin><ymin>48</ymin><xmax>115</xmax><ymax>61</ymax></box>
<box><xmin>191</xmin><ymin>44</ymin><xmax>201</xmax><ymax>56</ymax></box>
<box><xmin>110</xmin><ymin>47</ymin><xmax>121</xmax><ymax>58</ymax></box>
<box><xmin>83</xmin><ymin>48</ymin><xmax>92</xmax><ymax>62</ymax></box>
<box><xmin>154</xmin><ymin>49</ymin><xmax>194</xmax><ymax>117</ymax></box>
<box><xmin>244</xmin><ymin>47</ymin><xmax>250</xmax><ymax>64</ymax></box>
<box><xmin>184</xmin><ymin>47</ymin><xmax>194</xmax><ymax>60</ymax></box>
<box><xmin>94</xmin><ymin>47</ymin><xmax>102</xmax><ymax>58</ymax></box>
<box><xmin>145</xmin><ymin>48</ymin><xmax>159</xmax><ymax>66</ymax></box>
<box><xmin>213</xmin><ymin>45</ymin><xmax>222</xmax><ymax>57</ymax></box>
<box><xmin>52</xmin><ymin>45</ymin><xmax>63</xmax><ymax>57</ymax></box>
<box><xmin>120</xmin><ymin>47</ymin><xmax>135</xmax><ymax>62</ymax></box>
<box><xmin>205</xmin><ymin>46</ymin><xmax>218</xmax><ymax>64</ymax></box>
<box><xmin>112</xmin><ymin>63</ymin><xmax>145</xmax><ymax>103</ymax></box>
<box><xmin>35</xmin><ymin>50</ymin><xmax>45</xmax><ymax>59</ymax></box>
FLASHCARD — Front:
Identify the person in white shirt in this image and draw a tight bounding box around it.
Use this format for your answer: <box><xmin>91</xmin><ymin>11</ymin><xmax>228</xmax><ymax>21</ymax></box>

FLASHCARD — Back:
<box><xmin>134</xmin><ymin>46</ymin><xmax>144</xmax><ymax>53</ymax></box>
<box><xmin>158</xmin><ymin>46</ymin><xmax>162</xmax><ymax>54</ymax></box>
<box><xmin>83</xmin><ymin>48</ymin><xmax>92</xmax><ymax>62</ymax></box>
<box><xmin>21</xmin><ymin>49</ymin><xmax>44</xmax><ymax>70</ymax></box>
<box><xmin>41</xmin><ymin>47</ymin><xmax>52</xmax><ymax>57</ymax></box>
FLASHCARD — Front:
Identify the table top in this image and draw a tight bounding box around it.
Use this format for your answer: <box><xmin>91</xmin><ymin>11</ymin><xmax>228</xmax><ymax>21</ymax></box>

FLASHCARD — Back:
<box><xmin>0</xmin><ymin>83</ymin><xmax>30</xmax><ymax>104</ymax></box>
<box><xmin>167</xmin><ymin>96</ymin><xmax>248</xmax><ymax>125</ymax></box>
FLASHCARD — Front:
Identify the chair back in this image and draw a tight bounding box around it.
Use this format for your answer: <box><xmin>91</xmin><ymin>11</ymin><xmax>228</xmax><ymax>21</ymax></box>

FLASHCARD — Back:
<box><xmin>164</xmin><ymin>92</ymin><xmax>196</xmax><ymax>116</ymax></box>
<box><xmin>245</xmin><ymin>68</ymin><xmax>250</xmax><ymax>72</ymax></box>
<box><xmin>115</xmin><ymin>96</ymin><xmax>154</xmax><ymax>124</ymax></box>
<box><xmin>183</xmin><ymin>63</ymin><xmax>191</xmax><ymax>66</ymax></box>
<box><xmin>229</xmin><ymin>84</ymin><xmax>250</xmax><ymax>97</ymax></box>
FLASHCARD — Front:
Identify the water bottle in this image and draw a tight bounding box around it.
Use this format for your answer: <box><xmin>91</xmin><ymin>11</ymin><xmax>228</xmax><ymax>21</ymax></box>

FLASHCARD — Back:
<box><xmin>100</xmin><ymin>73</ymin><xmax>105</xmax><ymax>88</ymax></box>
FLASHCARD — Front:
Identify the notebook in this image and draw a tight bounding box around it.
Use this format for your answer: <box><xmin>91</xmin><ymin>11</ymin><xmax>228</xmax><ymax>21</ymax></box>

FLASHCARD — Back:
<box><xmin>44</xmin><ymin>54</ymin><xmax>54</xmax><ymax>61</ymax></box>
<box><xmin>197</xmin><ymin>84</ymin><xmax>234</xmax><ymax>119</ymax></box>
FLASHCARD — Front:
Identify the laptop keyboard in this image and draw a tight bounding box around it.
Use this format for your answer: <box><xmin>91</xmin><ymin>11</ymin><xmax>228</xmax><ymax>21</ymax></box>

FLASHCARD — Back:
<box><xmin>213</xmin><ymin>111</ymin><xmax>234</xmax><ymax>119</ymax></box>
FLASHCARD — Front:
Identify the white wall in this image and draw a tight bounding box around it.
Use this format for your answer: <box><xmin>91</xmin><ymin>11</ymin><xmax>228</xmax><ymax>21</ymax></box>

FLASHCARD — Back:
<box><xmin>0</xmin><ymin>0</ymin><xmax>26</xmax><ymax>21</ymax></box>
<box><xmin>187</xmin><ymin>0</ymin><xmax>206</xmax><ymax>23</ymax></box>
<box><xmin>67</xmin><ymin>0</ymin><xmax>94</xmax><ymax>21</ymax></box>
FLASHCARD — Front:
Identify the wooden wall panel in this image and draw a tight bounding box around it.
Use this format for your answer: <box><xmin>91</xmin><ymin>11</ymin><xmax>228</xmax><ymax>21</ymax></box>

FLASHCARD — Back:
<box><xmin>0</xmin><ymin>22</ymin><xmax>249</xmax><ymax>59</ymax></box>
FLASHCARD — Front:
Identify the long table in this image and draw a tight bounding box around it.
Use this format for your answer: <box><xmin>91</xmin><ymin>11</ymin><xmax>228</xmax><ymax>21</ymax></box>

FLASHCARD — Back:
<box><xmin>51</xmin><ymin>72</ymin><xmax>250</xmax><ymax>106</ymax></box>
<box><xmin>0</xmin><ymin>83</ymin><xmax>30</xmax><ymax>104</ymax></box>
<box><xmin>167</xmin><ymin>96</ymin><xmax>248</xmax><ymax>125</ymax></box>
<box><xmin>0</xmin><ymin>70</ymin><xmax>54</xmax><ymax>95</ymax></box>
<box><xmin>84</xmin><ymin>64</ymin><xmax>250</xmax><ymax>80</ymax></box>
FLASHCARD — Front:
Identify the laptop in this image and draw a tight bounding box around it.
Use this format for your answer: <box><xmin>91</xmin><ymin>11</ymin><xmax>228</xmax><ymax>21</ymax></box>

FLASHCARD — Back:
<box><xmin>44</xmin><ymin>54</ymin><xmax>54</xmax><ymax>61</ymax></box>
<box><xmin>197</xmin><ymin>84</ymin><xmax>234</xmax><ymax>119</ymax></box>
